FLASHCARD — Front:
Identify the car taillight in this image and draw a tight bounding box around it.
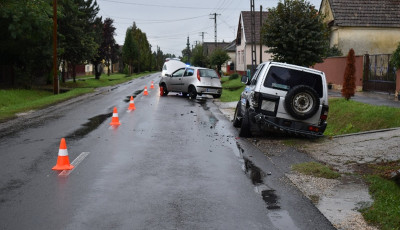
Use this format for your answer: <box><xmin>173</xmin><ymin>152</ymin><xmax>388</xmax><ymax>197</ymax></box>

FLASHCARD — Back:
<box><xmin>308</xmin><ymin>126</ymin><xmax>320</xmax><ymax>132</ymax></box>
<box><xmin>197</xmin><ymin>70</ymin><xmax>201</xmax><ymax>82</ymax></box>
<box><xmin>320</xmin><ymin>105</ymin><xmax>329</xmax><ymax>121</ymax></box>
<box><xmin>250</xmin><ymin>92</ymin><xmax>260</xmax><ymax>108</ymax></box>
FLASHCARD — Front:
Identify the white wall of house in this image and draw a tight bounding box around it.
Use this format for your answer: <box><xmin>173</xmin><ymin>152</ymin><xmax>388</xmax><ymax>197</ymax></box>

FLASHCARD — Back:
<box><xmin>236</xmin><ymin>44</ymin><xmax>272</xmax><ymax>72</ymax></box>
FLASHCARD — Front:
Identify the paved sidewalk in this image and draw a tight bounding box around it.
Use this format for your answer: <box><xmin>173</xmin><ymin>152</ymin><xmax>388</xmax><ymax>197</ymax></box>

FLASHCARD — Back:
<box><xmin>329</xmin><ymin>90</ymin><xmax>400</xmax><ymax>108</ymax></box>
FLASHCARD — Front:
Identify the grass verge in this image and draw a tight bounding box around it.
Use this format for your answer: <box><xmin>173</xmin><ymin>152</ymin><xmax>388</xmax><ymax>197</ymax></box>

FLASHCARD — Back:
<box><xmin>324</xmin><ymin>98</ymin><xmax>400</xmax><ymax>136</ymax></box>
<box><xmin>0</xmin><ymin>72</ymin><xmax>154</xmax><ymax>121</ymax></box>
<box><xmin>0</xmin><ymin>88</ymin><xmax>93</xmax><ymax>121</ymax></box>
<box><xmin>292</xmin><ymin>162</ymin><xmax>340</xmax><ymax>179</ymax></box>
<box><xmin>361</xmin><ymin>175</ymin><xmax>400</xmax><ymax>230</ymax></box>
<box><xmin>220</xmin><ymin>76</ymin><xmax>245</xmax><ymax>102</ymax></box>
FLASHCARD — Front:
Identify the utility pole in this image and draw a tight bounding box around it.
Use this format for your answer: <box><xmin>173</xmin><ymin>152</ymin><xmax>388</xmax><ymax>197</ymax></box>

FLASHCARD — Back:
<box><xmin>209</xmin><ymin>13</ymin><xmax>221</xmax><ymax>47</ymax></box>
<box><xmin>250</xmin><ymin>0</ymin><xmax>256</xmax><ymax>75</ymax></box>
<box><xmin>199</xmin><ymin>32</ymin><xmax>207</xmax><ymax>44</ymax></box>
<box><xmin>260</xmin><ymin>5</ymin><xmax>263</xmax><ymax>64</ymax></box>
<box><xmin>52</xmin><ymin>0</ymin><xmax>58</xmax><ymax>94</ymax></box>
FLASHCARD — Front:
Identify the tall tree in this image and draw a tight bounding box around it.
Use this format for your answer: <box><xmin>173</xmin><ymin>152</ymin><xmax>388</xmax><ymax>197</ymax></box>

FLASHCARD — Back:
<box><xmin>342</xmin><ymin>48</ymin><xmax>356</xmax><ymax>100</ymax></box>
<box><xmin>101</xmin><ymin>18</ymin><xmax>117</xmax><ymax>76</ymax></box>
<box><xmin>58</xmin><ymin>0</ymin><xmax>101</xmax><ymax>82</ymax></box>
<box><xmin>0</xmin><ymin>0</ymin><xmax>53</xmax><ymax>87</ymax></box>
<box><xmin>209</xmin><ymin>48</ymin><xmax>230</xmax><ymax>75</ymax></box>
<box><xmin>262</xmin><ymin>0</ymin><xmax>329</xmax><ymax>67</ymax></box>
<box><xmin>122</xmin><ymin>27</ymin><xmax>138</xmax><ymax>75</ymax></box>
<box><xmin>191</xmin><ymin>44</ymin><xmax>208</xmax><ymax>67</ymax></box>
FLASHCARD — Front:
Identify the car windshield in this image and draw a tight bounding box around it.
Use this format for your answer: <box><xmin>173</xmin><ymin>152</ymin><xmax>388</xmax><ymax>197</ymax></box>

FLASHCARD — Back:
<box><xmin>263</xmin><ymin>66</ymin><xmax>323</xmax><ymax>97</ymax></box>
<box><xmin>199</xmin><ymin>69</ymin><xmax>218</xmax><ymax>78</ymax></box>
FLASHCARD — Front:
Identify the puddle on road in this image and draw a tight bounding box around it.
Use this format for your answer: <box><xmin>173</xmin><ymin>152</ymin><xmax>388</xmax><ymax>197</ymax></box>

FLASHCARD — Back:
<box><xmin>123</xmin><ymin>90</ymin><xmax>144</xmax><ymax>102</ymax></box>
<box><xmin>235</xmin><ymin>142</ymin><xmax>300</xmax><ymax>228</ymax></box>
<box><xmin>66</xmin><ymin>113</ymin><xmax>112</xmax><ymax>140</ymax></box>
<box><xmin>236</xmin><ymin>142</ymin><xmax>282</xmax><ymax>210</ymax></box>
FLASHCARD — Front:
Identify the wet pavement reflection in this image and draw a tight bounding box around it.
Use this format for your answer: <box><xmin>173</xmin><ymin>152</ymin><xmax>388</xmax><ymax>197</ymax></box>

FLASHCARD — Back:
<box><xmin>66</xmin><ymin>113</ymin><xmax>112</xmax><ymax>140</ymax></box>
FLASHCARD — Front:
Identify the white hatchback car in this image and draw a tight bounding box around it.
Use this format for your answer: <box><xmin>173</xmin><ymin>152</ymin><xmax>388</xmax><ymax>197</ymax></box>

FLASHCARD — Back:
<box><xmin>159</xmin><ymin>67</ymin><xmax>223</xmax><ymax>99</ymax></box>
<box><xmin>161</xmin><ymin>59</ymin><xmax>186</xmax><ymax>77</ymax></box>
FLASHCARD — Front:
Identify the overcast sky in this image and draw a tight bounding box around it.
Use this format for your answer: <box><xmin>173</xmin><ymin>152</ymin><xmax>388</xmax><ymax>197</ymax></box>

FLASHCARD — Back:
<box><xmin>96</xmin><ymin>0</ymin><xmax>322</xmax><ymax>56</ymax></box>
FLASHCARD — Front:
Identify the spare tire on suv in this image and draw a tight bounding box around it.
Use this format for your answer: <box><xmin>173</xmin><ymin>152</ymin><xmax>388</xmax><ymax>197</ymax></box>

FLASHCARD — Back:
<box><xmin>284</xmin><ymin>85</ymin><xmax>320</xmax><ymax>120</ymax></box>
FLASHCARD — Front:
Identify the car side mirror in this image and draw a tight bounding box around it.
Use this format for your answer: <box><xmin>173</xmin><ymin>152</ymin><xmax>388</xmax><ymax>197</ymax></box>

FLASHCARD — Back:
<box><xmin>165</xmin><ymin>73</ymin><xmax>171</xmax><ymax>77</ymax></box>
<box><xmin>241</xmin><ymin>75</ymin><xmax>249</xmax><ymax>85</ymax></box>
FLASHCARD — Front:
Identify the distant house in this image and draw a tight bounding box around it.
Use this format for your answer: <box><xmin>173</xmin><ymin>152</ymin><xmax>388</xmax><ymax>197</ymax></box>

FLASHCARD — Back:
<box><xmin>320</xmin><ymin>0</ymin><xmax>400</xmax><ymax>55</ymax></box>
<box><xmin>224</xmin><ymin>40</ymin><xmax>236</xmax><ymax>74</ymax></box>
<box><xmin>236</xmin><ymin>11</ymin><xmax>272</xmax><ymax>75</ymax></box>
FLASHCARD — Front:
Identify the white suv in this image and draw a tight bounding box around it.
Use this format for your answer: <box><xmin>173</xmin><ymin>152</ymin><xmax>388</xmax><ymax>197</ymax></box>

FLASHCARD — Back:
<box><xmin>233</xmin><ymin>62</ymin><xmax>329</xmax><ymax>138</ymax></box>
<box><xmin>159</xmin><ymin>67</ymin><xmax>222</xmax><ymax>99</ymax></box>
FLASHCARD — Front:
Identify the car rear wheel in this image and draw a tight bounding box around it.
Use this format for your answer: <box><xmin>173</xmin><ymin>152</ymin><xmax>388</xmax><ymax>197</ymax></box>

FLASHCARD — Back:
<box><xmin>284</xmin><ymin>85</ymin><xmax>320</xmax><ymax>120</ymax></box>
<box><xmin>189</xmin><ymin>86</ymin><xmax>197</xmax><ymax>99</ymax></box>
<box><xmin>239</xmin><ymin>108</ymin><xmax>252</xmax><ymax>137</ymax></box>
<box><xmin>233</xmin><ymin>101</ymin><xmax>242</xmax><ymax>127</ymax></box>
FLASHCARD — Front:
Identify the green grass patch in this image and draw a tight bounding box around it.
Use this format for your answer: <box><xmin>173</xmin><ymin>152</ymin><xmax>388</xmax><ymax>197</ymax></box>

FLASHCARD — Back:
<box><xmin>62</xmin><ymin>72</ymin><xmax>152</xmax><ymax>88</ymax></box>
<box><xmin>292</xmin><ymin>162</ymin><xmax>340</xmax><ymax>179</ymax></box>
<box><xmin>324</xmin><ymin>98</ymin><xmax>400</xmax><ymax>136</ymax></box>
<box><xmin>0</xmin><ymin>72</ymin><xmax>155</xmax><ymax>121</ymax></box>
<box><xmin>220</xmin><ymin>76</ymin><xmax>245</xmax><ymax>102</ymax></box>
<box><xmin>361</xmin><ymin>175</ymin><xmax>400</xmax><ymax>230</ymax></box>
<box><xmin>0</xmin><ymin>88</ymin><xmax>93</xmax><ymax>121</ymax></box>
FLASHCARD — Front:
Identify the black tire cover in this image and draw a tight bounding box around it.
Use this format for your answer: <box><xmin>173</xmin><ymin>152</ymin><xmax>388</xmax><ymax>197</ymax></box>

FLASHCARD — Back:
<box><xmin>284</xmin><ymin>85</ymin><xmax>320</xmax><ymax>120</ymax></box>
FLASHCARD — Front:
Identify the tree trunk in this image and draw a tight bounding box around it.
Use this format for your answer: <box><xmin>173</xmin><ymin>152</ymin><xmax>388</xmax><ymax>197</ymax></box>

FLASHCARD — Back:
<box><xmin>72</xmin><ymin>64</ymin><xmax>76</xmax><ymax>83</ymax></box>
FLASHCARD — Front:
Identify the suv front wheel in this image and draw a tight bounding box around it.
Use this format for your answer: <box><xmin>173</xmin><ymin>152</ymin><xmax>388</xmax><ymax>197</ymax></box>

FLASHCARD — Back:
<box><xmin>239</xmin><ymin>108</ymin><xmax>252</xmax><ymax>137</ymax></box>
<box><xmin>284</xmin><ymin>85</ymin><xmax>320</xmax><ymax>120</ymax></box>
<box><xmin>233</xmin><ymin>101</ymin><xmax>242</xmax><ymax>127</ymax></box>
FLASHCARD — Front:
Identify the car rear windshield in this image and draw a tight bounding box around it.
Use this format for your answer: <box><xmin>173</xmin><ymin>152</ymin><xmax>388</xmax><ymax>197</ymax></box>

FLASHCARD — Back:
<box><xmin>263</xmin><ymin>66</ymin><xmax>323</xmax><ymax>97</ymax></box>
<box><xmin>199</xmin><ymin>69</ymin><xmax>219</xmax><ymax>78</ymax></box>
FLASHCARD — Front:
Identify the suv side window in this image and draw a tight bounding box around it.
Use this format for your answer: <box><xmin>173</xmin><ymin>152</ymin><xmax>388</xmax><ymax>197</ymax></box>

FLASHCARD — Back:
<box><xmin>250</xmin><ymin>64</ymin><xmax>265</xmax><ymax>85</ymax></box>
<box><xmin>184</xmin><ymin>68</ymin><xmax>194</xmax><ymax>77</ymax></box>
<box><xmin>263</xmin><ymin>66</ymin><xmax>323</xmax><ymax>97</ymax></box>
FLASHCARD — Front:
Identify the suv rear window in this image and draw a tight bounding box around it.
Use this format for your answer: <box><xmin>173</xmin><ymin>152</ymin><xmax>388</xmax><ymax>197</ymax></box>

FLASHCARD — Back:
<box><xmin>199</xmin><ymin>69</ymin><xmax>218</xmax><ymax>78</ymax></box>
<box><xmin>263</xmin><ymin>66</ymin><xmax>323</xmax><ymax>97</ymax></box>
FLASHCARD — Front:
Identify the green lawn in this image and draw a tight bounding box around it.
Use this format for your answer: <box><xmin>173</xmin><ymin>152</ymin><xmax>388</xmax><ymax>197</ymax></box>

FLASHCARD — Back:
<box><xmin>0</xmin><ymin>72</ymin><xmax>155</xmax><ymax>121</ymax></box>
<box><xmin>220</xmin><ymin>76</ymin><xmax>245</xmax><ymax>102</ymax></box>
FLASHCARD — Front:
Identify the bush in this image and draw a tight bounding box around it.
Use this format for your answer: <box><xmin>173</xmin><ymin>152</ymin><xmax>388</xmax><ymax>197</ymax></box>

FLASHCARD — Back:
<box><xmin>229</xmin><ymin>73</ymin><xmax>240</xmax><ymax>80</ymax></box>
<box><xmin>390</xmin><ymin>43</ymin><xmax>400</xmax><ymax>69</ymax></box>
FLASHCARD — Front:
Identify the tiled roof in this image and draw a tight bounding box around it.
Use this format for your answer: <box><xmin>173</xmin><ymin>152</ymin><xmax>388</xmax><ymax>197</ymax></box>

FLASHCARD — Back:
<box><xmin>329</xmin><ymin>0</ymin><xmax>400</xmax><ymax>27</ymax></box>
<box><xmin>239</xmin><ymin>11</ymin><xmax>269</xmax><ymax>44</ymax></box>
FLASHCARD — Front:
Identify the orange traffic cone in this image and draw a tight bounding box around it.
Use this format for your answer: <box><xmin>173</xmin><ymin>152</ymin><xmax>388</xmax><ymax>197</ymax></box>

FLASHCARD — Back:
<box><xmin>128</xmin><ymin>96</ymin><xmax>136</xmax><ymax>110</ymax></box>
<box><xmin>110</xmin><ymin>107</ymin><xmax>121</xmax><ymax>126</ymax></box>
<box><xmin>143</xmin><ymin>86</ymin><xmax>149</xmax><ymax>96</ymax></box>
<box><xmin>150</xmin><ymin>81</ymin><xmax>154</xmax><ymax>89</ymax></box>
<box><xmin>160</xmin><ymin>86</ymin><xmax>164</xmax><ymax>96</ymax></box>
<box><xmin>52</xmin><ymin>138</ymin><xmax>74</xmax><ymax>171</ymax></box>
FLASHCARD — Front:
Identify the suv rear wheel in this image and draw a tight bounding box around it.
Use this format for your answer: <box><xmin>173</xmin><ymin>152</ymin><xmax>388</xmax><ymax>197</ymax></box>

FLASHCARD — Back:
<box><xmin>284</xmin><ymin>85</ymin><xmax>320</xmax><ymax>120</ymax></box>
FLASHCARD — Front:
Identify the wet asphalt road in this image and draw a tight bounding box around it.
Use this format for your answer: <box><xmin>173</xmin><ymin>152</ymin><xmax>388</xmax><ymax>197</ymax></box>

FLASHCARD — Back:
<box><xmin>0</xmin><ymin>73</ymin><xmax>334</xmax><ymax>229</ymax></box>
